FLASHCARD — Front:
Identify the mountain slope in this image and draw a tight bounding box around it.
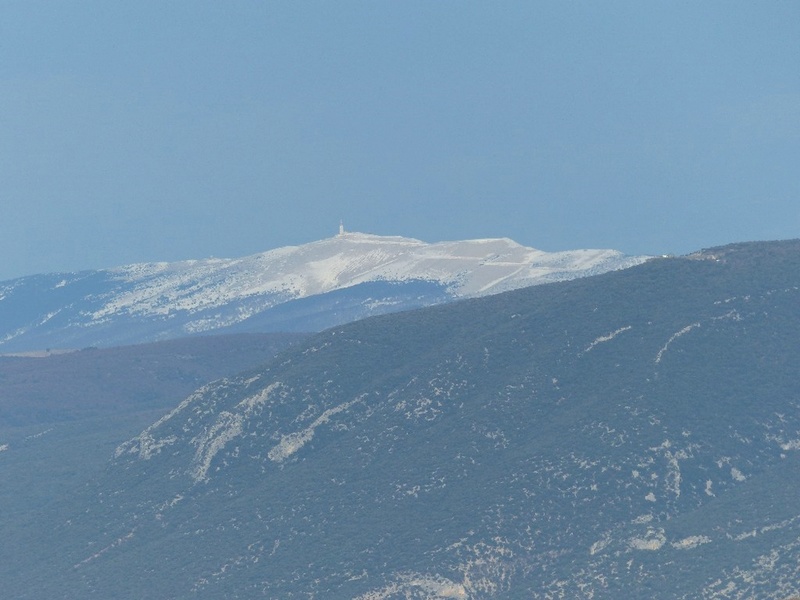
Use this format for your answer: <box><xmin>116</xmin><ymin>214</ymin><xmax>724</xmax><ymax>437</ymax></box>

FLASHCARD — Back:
<box><xmin>0</xmin><ymin>332</ymin><xmax>307</xmax><ymax>580</ymax></box>
<box><xmin>0</xmin><ymin>332</ymin><xmax>307</xmax><ymax>427</ymax></box>
<box><xmin>0</xmin><ymin>233</ymin><xmax>647</xmax><ymax>352</ymax></box>
<box><xmin>5</xmin><ymin>240</ymin><xmax>800</xmax><ymax>599</ymax></box>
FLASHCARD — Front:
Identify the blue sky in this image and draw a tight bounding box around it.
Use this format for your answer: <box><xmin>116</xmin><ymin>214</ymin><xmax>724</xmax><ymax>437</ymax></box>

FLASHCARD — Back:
<box><xmin>2</xmin><ymin>1</ymin><xmax>798</xmax><ymax>280</ymax></box>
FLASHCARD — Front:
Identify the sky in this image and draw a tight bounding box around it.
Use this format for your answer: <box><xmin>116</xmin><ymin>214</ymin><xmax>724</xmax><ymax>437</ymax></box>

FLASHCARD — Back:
<box><xmin>1</xmin><ymin>1</ymin><xmax>798</xmax><ymax>280</ymax></box>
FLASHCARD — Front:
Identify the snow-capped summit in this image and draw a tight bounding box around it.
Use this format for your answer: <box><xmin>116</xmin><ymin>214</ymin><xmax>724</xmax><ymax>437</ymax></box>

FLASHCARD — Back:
<box><xmin>0</xmin><ymin>233</ymin><xmax>650</xmax><ymax>351</ymax></box>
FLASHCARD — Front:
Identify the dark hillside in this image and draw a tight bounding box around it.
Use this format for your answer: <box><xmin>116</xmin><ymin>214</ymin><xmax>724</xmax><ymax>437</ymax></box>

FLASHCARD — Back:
<box><xmin>0</xmin><ymin>332</ymin><xmax>307</xmax><ymax>574</ymax></box>
<box><xmin>0</xmin><ymin>332</ymin><xmax>307</xmax><ymax>426</ymax></box>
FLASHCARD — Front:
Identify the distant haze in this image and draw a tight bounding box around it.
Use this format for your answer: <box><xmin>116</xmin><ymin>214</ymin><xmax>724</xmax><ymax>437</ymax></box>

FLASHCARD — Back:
<box><xmin>1</xmin><ymin>2</ymin><xmax>798</xmax><ymax>280</ymax></box>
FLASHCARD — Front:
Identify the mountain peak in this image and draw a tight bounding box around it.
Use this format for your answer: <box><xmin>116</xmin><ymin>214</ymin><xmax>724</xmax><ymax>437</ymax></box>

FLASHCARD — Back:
<box><xmin>319</xmin><ymin>230</ymin><xmax>426</xmax><ymax>245</ymax></box>
<box><xmin>0</xmin><ymin>234</ymin><xmax>650</xmax><ymax>352</ymax></box>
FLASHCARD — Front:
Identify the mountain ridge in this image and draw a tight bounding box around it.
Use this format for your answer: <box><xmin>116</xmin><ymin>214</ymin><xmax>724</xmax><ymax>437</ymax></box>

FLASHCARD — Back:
<box><xmin>0</xmin><ymin>232</ymin><xmax>648</xmax><ymax>352</ymax></box>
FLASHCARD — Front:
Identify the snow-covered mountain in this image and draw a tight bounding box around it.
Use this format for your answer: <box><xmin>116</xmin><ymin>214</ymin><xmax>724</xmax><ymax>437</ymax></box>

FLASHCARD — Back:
<box><xmin>0</xmin><ymin>232</ymin><xmax>649</xmax><ymax>352</ymax></box>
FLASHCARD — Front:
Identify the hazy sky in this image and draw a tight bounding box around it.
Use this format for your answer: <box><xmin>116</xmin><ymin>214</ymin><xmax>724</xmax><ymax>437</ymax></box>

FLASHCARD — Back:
<box><xmin>2</xmin><ymin>2</ymin><xmax>798</xmax><ymax>280</ymax></box>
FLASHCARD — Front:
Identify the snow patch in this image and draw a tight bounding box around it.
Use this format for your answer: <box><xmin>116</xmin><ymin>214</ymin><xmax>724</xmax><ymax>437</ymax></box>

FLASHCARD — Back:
<box><xmin>24</xmin><ymin>428</ymin><xmax>54</xmax><ymax>440</ymax></box>
<box><xmin>590</xmin><ymin>534</ymin><xmax>613</xmax><ymax>555</ymax></box>
<box><xmin>189</xmin><ymin>382</ymin><xmax>284</xmax><ymax>482</ymax></box>
<box><xmin>74</xmin><ymin>528</ymin><xmax>137</xmax><ymax>569</ymax></box>
<box><xmin>629</xmin><ymin>529</ymin><xmax>666</xmax><ymax>551</ymax></box>
<box><xmin>655</xmin><ymin>323</ymin><xmax>700</xmax><ymax>364</ymax></box>
<box><xmin>648</xmin><ymin>439</ymin><xmax>697</xmax><ymax>500</ymax></box>
<box><xmin>779</xmin><ymin>439</ymin><xmax>800</xmax><ymax>451</ymax></box>
<box><xmin>582</xmin><ymin>325</ymin><xmax>632</xmax><ymax>354</ymax></box>
<box><xmin>190</xmin><ymin>411</ymin><xmax>244</xmax><ymax>482</ymax></box>
<box><xmin>268</xmin><ymin>396</ymin><xmax>362</xmax><ymax>462</ymax></box>
<box><xmin>672</xmin><ymin>535</ymin><xmax>712</xmax><ymax>549</ymax></box>
<box><xmin>115</xmin><ymin>383</ymin><xmax>217</xmax><ymax>460</ymax></box>
<box><xmin>354</xmin><ymin>573</ymin><xmax>468</xmax><ymax>599</ymax></box>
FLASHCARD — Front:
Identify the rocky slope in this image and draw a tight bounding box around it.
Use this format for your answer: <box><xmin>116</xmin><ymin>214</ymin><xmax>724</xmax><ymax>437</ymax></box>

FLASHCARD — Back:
<box><xmin>4</xmin><ymin>240</ymin><xmax>800</xmax><ymax>599</ymax></box>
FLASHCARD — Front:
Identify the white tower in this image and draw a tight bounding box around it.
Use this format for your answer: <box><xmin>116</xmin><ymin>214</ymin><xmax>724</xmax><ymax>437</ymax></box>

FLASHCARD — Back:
<box><xmin>339</xmin><ymin>220</ymin><xmax>345</xmax><ymax>236</ymax></box>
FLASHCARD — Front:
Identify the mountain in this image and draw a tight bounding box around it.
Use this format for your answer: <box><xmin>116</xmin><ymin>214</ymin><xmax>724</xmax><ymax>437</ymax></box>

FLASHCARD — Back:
<box><xmin>4</xmin><ymin>239</ymin><xmax>800</xmax><ymax>599</ymax></box>
<box><xmin>0</xmin><ymin>232</ymin><xmax>647</xmax><ymax>353</ymax></box>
